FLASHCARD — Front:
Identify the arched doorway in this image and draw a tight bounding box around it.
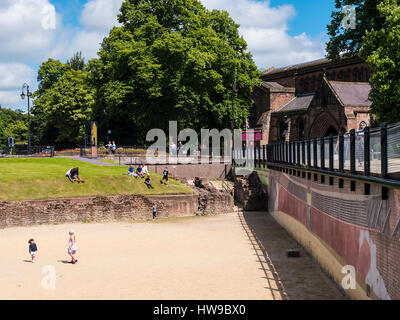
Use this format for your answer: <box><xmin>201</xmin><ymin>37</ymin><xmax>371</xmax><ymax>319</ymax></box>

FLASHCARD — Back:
<box><xmin>309</xmin><ymin>113</ymin><xmax>340</xmax><ymax>138</ymax></box>
<box><xmin>325</xmin><ymin>126</ymin><xmax>338</xmax><ymax>137</ymax></box>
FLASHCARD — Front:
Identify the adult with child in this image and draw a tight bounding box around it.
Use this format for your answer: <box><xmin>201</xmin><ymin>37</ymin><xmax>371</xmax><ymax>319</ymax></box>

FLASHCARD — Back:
<box><xmin>66</xmin><ymin>167</ymin><xmax>85</xmax><ymax>183</ymax></box>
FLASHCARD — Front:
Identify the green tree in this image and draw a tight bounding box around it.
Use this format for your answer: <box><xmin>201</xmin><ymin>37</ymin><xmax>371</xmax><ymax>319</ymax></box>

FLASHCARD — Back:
<box><xmin>0</xmin><ymin>107</ymin><xmax>28</xmax><ymax>148</ymax></box>
<box><xmin>68</xmin><ymin>51</ymin><xmax>86</xmax><ymax>71</ymax></box>
<box><xmin>35</xmin><ymin>58</ymin><xmax>66</xmax><ymax>97</ymax></box>
<box><xmin>34</xmin><ymin>69</ymin><xmax>94</xmax><ymax>147</ymax></box>
<box><xmin>4</xmin><ymin>120</ymin><xmax>28</xmax><ymax>144</ymax></box>
<box><xmin>88</xmin><ymin>0</ymin><xmax>260</xmax><ymax>145</ymax></box>
<box><xmin>360</xmin><ymin>0</ymin><xmax>400</xmax><ymax>122</ymax></box>
<box><xmin>326</xmin><ymin>0</ymin><xmax>385</xmax><ymax>59</ymax></box>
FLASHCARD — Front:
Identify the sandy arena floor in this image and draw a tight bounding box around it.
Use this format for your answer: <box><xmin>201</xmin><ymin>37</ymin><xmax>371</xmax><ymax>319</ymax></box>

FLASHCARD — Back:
<box><xmin>0</xmin><ymin>212</ymin><xmax>347</xmax><ymax>300</ymax></box>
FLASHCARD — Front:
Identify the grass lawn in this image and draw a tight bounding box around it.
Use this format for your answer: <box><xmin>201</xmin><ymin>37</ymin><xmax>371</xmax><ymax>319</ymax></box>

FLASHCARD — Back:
<box><xmin>0</xmin><ymin>158</ymin><xmax>193</xmax><ymax>201</ymax></box>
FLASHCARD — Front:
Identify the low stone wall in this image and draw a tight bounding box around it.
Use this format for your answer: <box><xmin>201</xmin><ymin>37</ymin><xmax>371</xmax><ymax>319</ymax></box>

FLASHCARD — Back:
<box><xmin>149</xmin><ymin>164</ymin><xmax>232</xmax><ymax>180</ymax></box>
<box><xmin>0</xmin><ymin>190</ymin><xmax>234</xmax><ymax>228</ymax></box>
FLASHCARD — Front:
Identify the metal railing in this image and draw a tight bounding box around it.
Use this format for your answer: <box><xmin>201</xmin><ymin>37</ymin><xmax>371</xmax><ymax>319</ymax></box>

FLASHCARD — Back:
<box><xmin>0</xmin><ymin>146</ymin><xmax>55</xmax><ymax>158</ymax></box>
<box><xmin>232</xmin><ymin>122</ymin><xmax>400</xmax><ymax>186</ymax></box>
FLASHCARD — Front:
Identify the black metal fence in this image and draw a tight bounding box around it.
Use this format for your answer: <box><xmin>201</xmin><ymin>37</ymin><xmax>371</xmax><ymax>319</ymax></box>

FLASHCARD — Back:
<box><xmin>0</xmin><ymin>146</ymin><xmax>55</xmax><ymax>158</ymax></box>
<box><xmin>233</xmin><ymin>122</ymin><xmax>400</xmax><ymax>183</ymax></box>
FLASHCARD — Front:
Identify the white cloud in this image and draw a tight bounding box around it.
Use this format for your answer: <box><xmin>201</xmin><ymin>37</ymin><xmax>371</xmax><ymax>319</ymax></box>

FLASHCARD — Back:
<box><xmin>0</xmin><ymin>0</ymin><xmax>123</xmax><ymax>108</ymax></box>
<box><xmin>201</xmin><ymin>0</ymin><xmax>326</xmax><ymax>69</ymax></box>
<box><xmin>0</xmin><ymin>63</ymin><xmax>36</xmax><ymax>108</ymax></box>
<box><xmin>0</xmin><ymin>0</ymin><xmax>60</xmax><ymax>63</ymax></box>
<box><xmin>80</xmin><ymin>0</ymin><xmax>123</xmax><ymax>31</ymax></box>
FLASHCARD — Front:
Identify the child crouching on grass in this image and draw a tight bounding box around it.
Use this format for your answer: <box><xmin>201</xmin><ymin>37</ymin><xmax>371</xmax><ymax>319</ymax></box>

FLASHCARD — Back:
<box><xmin>145</xmin><ymin>176</ymin><xmax>154</xmax><ymax>189</ymax></box>
<box><xmin>28</xmin><ymin>239</ymin><xmax>37</xmax><ymax>263</ymax></box>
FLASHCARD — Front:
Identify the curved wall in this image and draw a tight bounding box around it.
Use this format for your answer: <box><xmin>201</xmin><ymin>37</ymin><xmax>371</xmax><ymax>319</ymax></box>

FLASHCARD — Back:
<box><xmin>268</xmin><ymin>170</ymin><xmax>400</xmax><ymax>300</ymax></box>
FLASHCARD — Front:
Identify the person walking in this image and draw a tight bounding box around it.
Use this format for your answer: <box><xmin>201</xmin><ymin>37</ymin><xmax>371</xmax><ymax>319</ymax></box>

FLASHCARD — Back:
<box><xmin>67</xmin><ymin>230</ymin><xmax>78</xmax><ymax>264</ymax></box>
<box><xmin>152</xmin><ymin>205</ymin><xmax>157</xmax><ymax>220</ymax></box>
<box><xmin>28</xmin><ymin>239</ymin><xmax>38</xmax><ymax>263</ymax></box>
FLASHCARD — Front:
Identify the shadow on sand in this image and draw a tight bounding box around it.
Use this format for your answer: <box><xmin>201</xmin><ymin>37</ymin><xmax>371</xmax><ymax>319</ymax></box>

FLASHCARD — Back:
<box><xmin>237</xmin><ymin>211</ymin><xmax>347</xmax><ymax>300</ymax></box>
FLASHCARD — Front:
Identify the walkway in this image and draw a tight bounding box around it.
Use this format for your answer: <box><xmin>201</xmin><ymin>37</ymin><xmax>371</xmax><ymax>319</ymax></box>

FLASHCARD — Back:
<box><xmin>0</xmin><ymin>212</ymin><xmax>346</xmax><ymax>300</ymax></box>
<box><xmin>59</xmin><ymin>156</ymin><xmax>122</xmax><ymax>166</ymax></box>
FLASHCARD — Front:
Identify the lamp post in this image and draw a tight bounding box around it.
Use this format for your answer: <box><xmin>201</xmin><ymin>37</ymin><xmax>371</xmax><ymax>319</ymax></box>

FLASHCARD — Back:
<box><xmin>21</xmin><ymin>83</ymin><xmax>32</xmax><ymax>154</ymax></box>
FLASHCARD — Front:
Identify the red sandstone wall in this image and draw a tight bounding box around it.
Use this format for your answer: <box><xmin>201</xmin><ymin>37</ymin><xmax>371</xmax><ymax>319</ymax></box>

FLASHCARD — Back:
<box><xmin>268</xmin><ymin>170</ymin><xmax>400</xmax><ymax>300</ymax></box>
<box><xmin>0</xmin><ymin>192</ymin><xmax>234</xmax><ymax>228</ymax></box>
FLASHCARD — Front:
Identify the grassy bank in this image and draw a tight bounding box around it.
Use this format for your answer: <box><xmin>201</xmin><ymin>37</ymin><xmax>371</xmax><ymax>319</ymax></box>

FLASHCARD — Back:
<box><xmin>0</xmin><ymin>158</ymin><xmax>193</xmax><ymax>201</ymax></box>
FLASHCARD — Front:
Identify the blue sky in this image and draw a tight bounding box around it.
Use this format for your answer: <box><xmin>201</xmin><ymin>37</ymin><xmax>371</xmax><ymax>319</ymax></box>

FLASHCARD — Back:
<box><xmin>0</xmin><ymin>0</ymin><xmax>337</xmax><ymax>110</ymax></box>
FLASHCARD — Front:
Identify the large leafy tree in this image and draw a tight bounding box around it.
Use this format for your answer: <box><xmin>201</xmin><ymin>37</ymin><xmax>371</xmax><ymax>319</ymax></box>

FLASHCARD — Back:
<box><xmin>31</xmin><ymin>58</ymin><xmax>67</xmax><ymax>146</ymax></box>
<box><xmin>33</xmin><ymin>55</ymin><xmax>94</xmax><ymax>148</ymax></box>
<box><xmin>88</xmin><ymin>0</ymin><xmax>260</xmax><ymax>145</ymax></box>
<box><xmin>326</xmin><ymin>0</ymin><xmax>385</xmax><ymax>59</ymax></box>
<box><xmin>360</xmin><ymin>0</ymin><xmax>400</xmax><ymax>122</ymax></box>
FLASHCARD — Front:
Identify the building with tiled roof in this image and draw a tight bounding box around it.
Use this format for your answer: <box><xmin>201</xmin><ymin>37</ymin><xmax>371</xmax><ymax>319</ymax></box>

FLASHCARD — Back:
<box><xmin>250</xmin><ymin>56</ymin><xmax>371</xmax><ymax>144</ymax></box>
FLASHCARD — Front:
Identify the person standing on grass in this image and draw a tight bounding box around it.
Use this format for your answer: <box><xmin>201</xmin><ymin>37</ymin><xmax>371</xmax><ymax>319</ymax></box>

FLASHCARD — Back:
<box><xmin>28</xmin><ymin>239</ymin><xmax>38</xmax><ymax>263</ymax></box>
<box><xmin>152</xmin><ymin>205</ymin><xmax>157</xmax><ymax>220</ymax></box>
<box><xmin>68</xmin><ymin>230</ymin><xmax>78</xmax><ymax>264</ymax></box>
<box><xmin>161</xmin><ymin>167</ymin><xmax>169</xmax><ymax>186</ymax></box>
<box><xmin>112</xmin><ymin>141</ymin><xmax>116</xmax><ymax>155</ymax></box>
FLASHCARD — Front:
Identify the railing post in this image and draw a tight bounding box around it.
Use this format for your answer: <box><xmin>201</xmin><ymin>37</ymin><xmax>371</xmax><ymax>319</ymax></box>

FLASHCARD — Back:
<box><xmin>307</xmin><ymin>140</ymin><xmax>311</xmax><ymax>168</ymax></box>
<box><xmin>320</xmin><ymin>137</ymin><xmax>325</xmax><ymax>170</ymax></box>
<box><xmin>381</xmin><ymin>123</ymin><xmax>388</xmax><ymax>179</ymax></box>
<box><xmin>297</xmin><ymin>141</ymin><xmax>301</xmax><ymax>166</ymax></box>
<box><xmin>329</xmin><ymin>134</ymin><xmax>334</xmax><ymax>172</ymax></box>
<box><xmin>263</xmin><ymin>145</ymin><xmax>266</xmax><ymax>168</ymax></box>
<box><xmin>350</xmin><ymin>129</ymin><xmax>356</xmax><ymax>174</ymax></box>
<box><xmin>302</xmin><ymin>140</ymin><xmax>306</xmax><ymax>166</ymax></box>
<box><xmin>289</xmin><ymin>141</ymin><xmax>292</xmax><ymax>165</ymax></box>
<box><xmin>364</xmin><ymin>127</ymin><xmax>370</xmax><ymax>176</ymax></box>
<box><xmin>293</xmin><ymin>141</ymin><xmax>296</xmax><ymax>166</ymax></box>
<box><xmin>339</xmin><ymin>132</ymin><xmax>344</xmax><ymax>172</ymax></box>
<box><xmin>313</xmin><ymin>138</ymin><xmax>318</xmax><ymax>168</ymax></box>
<box><xmin>258</xmin><ymin>144</ymin><xmax>261</xmax><ymax>168</ymax></box>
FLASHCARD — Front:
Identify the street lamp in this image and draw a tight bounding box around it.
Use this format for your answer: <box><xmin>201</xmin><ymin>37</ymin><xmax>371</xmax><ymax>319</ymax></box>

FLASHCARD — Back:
<box><xmin>21</xmin><ymin>83</ymin><xmax>32</xmax><ymax>153</ymax></box>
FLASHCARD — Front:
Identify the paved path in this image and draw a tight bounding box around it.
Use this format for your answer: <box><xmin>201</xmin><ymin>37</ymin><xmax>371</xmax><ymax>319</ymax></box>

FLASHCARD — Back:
<box><xmin>59</xmin><ymin>156</ymin><xmax>122</xmax><ymax>166</ymax></box>
<box><xmin>0</xmin><ymin>212</ymin><xmax>346</xmax><ymax>300</ymax></box>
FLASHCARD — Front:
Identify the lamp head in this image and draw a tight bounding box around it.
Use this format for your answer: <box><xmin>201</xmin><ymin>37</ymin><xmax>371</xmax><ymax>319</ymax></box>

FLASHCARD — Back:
<box><xmin>20</xmin><ymin>92</ymin><xmax>26</xmax><ymax>100</ymax></box>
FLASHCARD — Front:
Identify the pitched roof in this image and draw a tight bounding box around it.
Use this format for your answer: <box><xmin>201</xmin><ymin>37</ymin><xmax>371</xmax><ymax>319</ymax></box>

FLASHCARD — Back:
<box><xmin>328</xmin><ymin>81</ymin><xmax>372</xmax><ymax>106</ymax></box>
<box><xmin>274</xmin><ymin>94</ymin><xmax>315</xmax><ymax>114</ymax></box>
<box><xmin>262</xmin><ymin>58</ymin><xmax>330</xmax><ymax>76</ymax></box>
<box><xmin>261</xmin><ymin>81</ymin><xmax>284</xmax><ymax>88</ymax></box>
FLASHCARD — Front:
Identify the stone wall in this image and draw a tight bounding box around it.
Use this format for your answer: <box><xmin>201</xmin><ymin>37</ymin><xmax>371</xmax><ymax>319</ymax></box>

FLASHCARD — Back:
<box><xmin>233</xmin><ymin>172</ymin><xmax>268</xmax><ymax>211</ymax></box>
<box><xmin>0</xmin><ymin>189</ymin><xmax>234</xmax><ymax>228</ymax></box>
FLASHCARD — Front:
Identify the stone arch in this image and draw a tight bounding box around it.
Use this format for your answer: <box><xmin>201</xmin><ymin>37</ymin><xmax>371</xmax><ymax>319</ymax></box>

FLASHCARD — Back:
<box><xmin>309</xmin><ymin>112</ymin><xmax>340</xmax><ymax>138</ymax></box>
